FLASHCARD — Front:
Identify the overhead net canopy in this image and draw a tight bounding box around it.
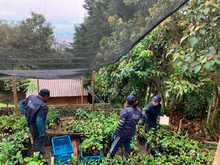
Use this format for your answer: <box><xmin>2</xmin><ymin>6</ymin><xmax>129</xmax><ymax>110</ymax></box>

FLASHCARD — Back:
<box><xmin>0</xmin><ymin>0</ymin><xmax>188</xmax><ymax>80</ymax></box>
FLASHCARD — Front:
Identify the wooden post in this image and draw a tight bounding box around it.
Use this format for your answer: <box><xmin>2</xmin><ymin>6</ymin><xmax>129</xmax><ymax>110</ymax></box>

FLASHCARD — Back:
<box><xmin>12</xmin><ymin>75</ymin><xmax>19</xmax><ymax>115</ymax></box>
<box><xmin>81</xmin><ymin>77</ymin><xmax>84</xmax><ymax>104</ymax></box>
<box><xmin>92</xmin><ymin>71</ymin><xmax>95</xmax><ymax>111</ymax></box>
<box><xmin>37</xmin><ymin>79</ymin><xmax>40</xmax><ymax>93</ymax></box>
<box><xmin>213</xmin><ymin>139</ymin><xmax>220</xmax><ymax>165</ymax></box>
<box><xmin>177</xmin><ymin>118</ymin><xmax>183</xmax><ymax>134</ymax></box>
<box><xmin>51</xmin><ymin>157</ymin><xmax>54</xmax><ymax>165</ymax></box>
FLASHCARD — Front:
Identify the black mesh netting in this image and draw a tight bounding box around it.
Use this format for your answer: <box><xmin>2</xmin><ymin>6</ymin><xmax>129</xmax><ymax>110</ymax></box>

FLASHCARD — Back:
<box><xmin>0</xmin><ymin>0</ymin><xmax>188</xmax><ymax>79</ymax></box>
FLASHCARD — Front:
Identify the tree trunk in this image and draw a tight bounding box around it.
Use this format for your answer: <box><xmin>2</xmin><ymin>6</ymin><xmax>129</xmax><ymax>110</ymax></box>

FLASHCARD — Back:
<box><xmin>206</xmin><ymin>88</ymin><xmax>214</xmax><ymax>125</ymax></box>
<box><xmin>211</xmin><ymin>85</ymin><xmax>219</xmax><ymax>126</ymax></box>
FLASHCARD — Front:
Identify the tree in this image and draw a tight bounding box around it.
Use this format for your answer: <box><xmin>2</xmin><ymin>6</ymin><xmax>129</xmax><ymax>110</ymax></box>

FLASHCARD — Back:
<box><xmin>13</xmin><ymin>12</ymin><xmax>54</xmax><ymax>53</ymax></box>
<box><xmin>167</xmin><ymin>0</ymin><xmax>220</xmax><ymax>138</ymax></box>
<box><xmin>96</xmin><ymin>39</ymin><xmax>153</xmax><ymax>108</ymax></box>
<box><xmin>94</xmin><ymin>0</ymin><xmax>181</xmax><ymax>107</ymax></box>
<box><xmin>72</xmin><ymin>0</ymin><xmax>142</xmax><ymax>68</ymax></box>
<box><xmin>72</xmin><ymin>0</ymin><xmax>112</xmax><ymax>60</ymax></box>
<box><xmin>0</xmin><ymin>13</ymin><xmax>54</xmax><ymax>53</ymax></box>
<box><xmin>96</xmin><ymin>0</ymin><xmax>182</xmax><ymax>68</ymax></box>
<box><xmin>95</xmin><ymin>0</ymin><xmax>220</xmax><ymax>140</ymax></box>
<box><xmin>0</xmin><ymin>13</ymin><xmax>71</xmax><ymax>70</ymax></box>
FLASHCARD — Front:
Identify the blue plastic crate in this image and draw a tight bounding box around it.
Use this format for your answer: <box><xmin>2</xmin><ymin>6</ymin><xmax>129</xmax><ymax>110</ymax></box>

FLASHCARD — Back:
<box><xmin>52</xmin><ymin>135</ymin><xmax>74</xmax><ymax>164</ymax></box>
<box><xmin>80</xmin><ymin>141</ymin><xmax>102</xmax><ymax>162</ymax></box>
<box><xmin>81</xmin><ymin>149</ymin><xmax>102</xmax><ymax>162</ymax></box>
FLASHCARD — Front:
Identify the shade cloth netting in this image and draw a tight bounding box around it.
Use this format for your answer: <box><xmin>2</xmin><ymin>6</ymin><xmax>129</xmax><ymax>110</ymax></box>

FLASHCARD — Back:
<box><xmin>0</xmin><ymin>0</ymin><xmax>188</xmax><ymax>80</ymax></box>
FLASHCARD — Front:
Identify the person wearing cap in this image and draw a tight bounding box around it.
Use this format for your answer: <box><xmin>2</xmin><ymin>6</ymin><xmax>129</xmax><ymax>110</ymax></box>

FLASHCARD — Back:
<box><xmin>144</xmin><ymin>95</ymin><xmax>163</xmax><ymax>132</ymax></box>
<box><xmin>109</xmin><ymin>94</ymin><xmax>144</xmax><ymax>158</ymax></box>
<box><xmin>19</xmin><ymin>88</ymin><xmax>50</xmax><ymax>156</ymax></box>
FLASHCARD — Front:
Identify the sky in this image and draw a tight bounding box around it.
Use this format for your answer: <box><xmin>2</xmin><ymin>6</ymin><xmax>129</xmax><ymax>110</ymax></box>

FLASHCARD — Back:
<box><xmin>0</xmin><ymin>0</ymin><xmax>87</xmax><ymax>43</ymax></box>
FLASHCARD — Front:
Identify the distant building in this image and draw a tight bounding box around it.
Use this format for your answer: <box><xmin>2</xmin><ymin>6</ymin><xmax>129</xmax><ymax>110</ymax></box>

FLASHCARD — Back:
<box><xmin>27</xmin><ymin>79</ymin><xmax>88</xmax><ymax>105</ymax></box>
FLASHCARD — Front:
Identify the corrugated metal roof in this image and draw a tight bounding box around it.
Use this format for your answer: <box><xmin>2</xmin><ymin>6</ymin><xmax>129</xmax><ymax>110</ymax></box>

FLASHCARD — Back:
<box><xmin>27</xmin><ymin>79</ymin><xmax>88</xmax><ymax>97</ymax></box>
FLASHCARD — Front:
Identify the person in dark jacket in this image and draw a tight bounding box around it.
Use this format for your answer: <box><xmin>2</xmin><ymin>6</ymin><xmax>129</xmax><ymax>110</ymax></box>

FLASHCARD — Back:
<box><xmin>109</xmin><ymin>95</ymin><xmax>144</xmax><ymax>158</ymax></box>
<box><xmin>145</xmin><ymin>95</ymin><xmax>163</xmax><ymax>132</ymax></box>
<box><xmin>19</xmin><ymin>88</ymin><xmax>50</xmax><ymax>156</ymax></box>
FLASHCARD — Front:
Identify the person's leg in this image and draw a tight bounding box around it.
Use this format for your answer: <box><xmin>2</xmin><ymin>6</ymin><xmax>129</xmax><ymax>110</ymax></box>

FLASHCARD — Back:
<box><xmin>109</xmin><ymin>136</ymin><xmax>125</xmax><ymax>157</ymax></box>
<box><xmin>123</xmin><ymin>138</ymin><xmax>131</xmax><ymax>157</ymax></box>
<box><xmin>29</xmin><ymin>124</ymin><xmax>39</xmax><ymax>151</ymax></box>
<box><xmin>144</xmin><ymin>124</ymin><xmax>153</xmax><ymax>152</ymax></box>
<box><xmin>145</xmin><ymin>123</ymin><xmax>152</xmax><ymax>133</ymax></box>
<box><xmin>29</xmin><ymin>124</ymin><xmax>45</xmax><ymax>156</ymax></box>
<box><xmin>34</xmin><ymin>136</ymin><xmax>46</xmax><ymax>155</ymax></box>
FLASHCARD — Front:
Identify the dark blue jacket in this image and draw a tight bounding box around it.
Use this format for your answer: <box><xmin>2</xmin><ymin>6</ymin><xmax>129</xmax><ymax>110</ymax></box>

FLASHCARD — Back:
<box><xmin>20</xmin><ymin>95</ymin><xmax>48</xmax><ymax>125</ymax></box>
<box><xmin>116</xmin><ymin>106</ymin><xmax>144</xmax><ymax>138</ymax></box>
<box><xmin>145</xmin><ymin>102</ymin><xmax>162</xmax><ymax>127</ymax></box>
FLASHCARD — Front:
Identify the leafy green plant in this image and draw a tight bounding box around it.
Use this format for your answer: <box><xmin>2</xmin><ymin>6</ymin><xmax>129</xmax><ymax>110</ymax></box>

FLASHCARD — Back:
<box><xmin>138</xmin><ymin>125</ymin><xmax>214</xmax><ymax>164</ymax></box>
<box><xmin>81</xmin><ymin>136</ymin><xmax>103</xmax><ymax>155</ymax></box>
<box><xmin>75</xmin><ymin>108</ymin><xmax>89</xmax><ymax>119</ymax></box>
<box><xmin>0</xmin><ymin>130</ymin><xmax>29</xmax><ymax>165</ymax></box>
<box><xmin>70</xmin><ymin>110</ymin><xmax>118</xmax><ymax>146</ymax></box>
<box><xmin>46</xmin><ymin>106</ymin><xmax>60</xmax><ymax>129</ymax></box>
<box><xmin>24</xmin><ymin>152</ymin><xmax>48</xmax><ymax>165</ymax></box>
<box><xmin>19</xmin><ymin>79</ymin><xmax>38</xmax><ymax>93</ymax></box>
<box><xmin>0</xmin><ymin>114</ymin><xmax>28</xmax><ymax>133</ymax></box>
<box><xmin>130</xmin><ymin>136</ymin><xmax>139</xmax><ymax>152</ymax></box>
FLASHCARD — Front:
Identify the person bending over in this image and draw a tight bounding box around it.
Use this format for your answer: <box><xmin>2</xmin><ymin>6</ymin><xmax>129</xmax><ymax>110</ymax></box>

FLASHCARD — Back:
<box><xmin>144</xmin><ymin>95</ymin><xmax>163</xmax><ymax>132</ymax></box>
<box><xmin>19</xmin><ymin>88</ymin><xmax>50</xmax><ymax>156</ymax></box>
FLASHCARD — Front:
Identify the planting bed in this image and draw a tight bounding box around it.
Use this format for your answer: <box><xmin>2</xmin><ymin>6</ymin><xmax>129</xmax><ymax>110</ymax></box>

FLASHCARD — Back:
<box><xmin>0</xmin><ymin>106</ymin><xmax>216</xmax><ymax>164</ymax></box>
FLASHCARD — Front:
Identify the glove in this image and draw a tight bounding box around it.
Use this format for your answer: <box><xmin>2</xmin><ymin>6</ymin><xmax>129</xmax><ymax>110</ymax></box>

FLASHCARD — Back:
<box><xmin>111</xmin><ymin>133</ymin><xmax>116</xmax><ymax>140</ymax></box>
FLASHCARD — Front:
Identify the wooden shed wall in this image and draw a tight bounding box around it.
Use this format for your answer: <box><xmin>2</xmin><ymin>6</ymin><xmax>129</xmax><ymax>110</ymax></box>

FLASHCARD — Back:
<box><xmin>47</xmin><ymin>96</ymin><xmax>88</xmax><ymax>105</ymax></box>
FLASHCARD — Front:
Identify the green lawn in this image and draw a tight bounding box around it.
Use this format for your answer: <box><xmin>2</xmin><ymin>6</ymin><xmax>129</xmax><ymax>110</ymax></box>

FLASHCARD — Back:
<box><xmin>0</xmin><ymin>103</ymin><xmax>15</xmax><ymax>107</ymax></box>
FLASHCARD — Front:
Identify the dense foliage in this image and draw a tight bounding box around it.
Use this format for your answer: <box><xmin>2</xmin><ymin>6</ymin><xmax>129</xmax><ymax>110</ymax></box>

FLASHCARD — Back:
<box><xmin>0</xmin><ymin>115</ymin><xmax>29</xmax><ymax>164</ymax></box>
<box><xmin>67</xmin><ymin>108</ymin><xmax>214</xmax><ymax>164</ymax></box>
<box><xmin>84</xmin><ymin>0</ymin><xmax>220</xmax><ymax>138</ymax></box>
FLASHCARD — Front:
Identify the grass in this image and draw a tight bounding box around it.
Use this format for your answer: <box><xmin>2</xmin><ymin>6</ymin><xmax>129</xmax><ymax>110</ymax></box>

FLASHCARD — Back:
<box><xmin>0</xmin><ymin>103</ymin><xmax>15</xmax><ymax>107</ymax></box>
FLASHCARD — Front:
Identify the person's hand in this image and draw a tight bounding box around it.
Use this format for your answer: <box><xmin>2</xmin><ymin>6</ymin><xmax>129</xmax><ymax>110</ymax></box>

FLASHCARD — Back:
<box><xmin>111</xmin><ymin>133</ymin><xmax>115</xmax><ymax>138</ymax></box>
<box><xmin>111</xmin><ymin>133</ymin><xmax>116</xmax><ymax>140</ymax></box>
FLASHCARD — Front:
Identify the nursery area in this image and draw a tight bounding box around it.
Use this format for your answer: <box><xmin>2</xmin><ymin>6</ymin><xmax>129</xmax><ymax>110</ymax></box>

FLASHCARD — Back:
<box><xmin>0</xmin><ymin>0</ymin><xmax>220</xmax><ymax>164</ymax></box>
<box><xmin>0</xmin><ymin>105</ymin><xmax>216</xmax><ymax>165</ymax></box>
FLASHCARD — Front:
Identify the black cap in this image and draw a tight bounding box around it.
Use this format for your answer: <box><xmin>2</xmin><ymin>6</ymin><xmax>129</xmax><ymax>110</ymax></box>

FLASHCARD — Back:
<box><xmin>39</xmin><ymin>88</ymin><xmax>50</xmax><ymax>98</ymax></box>
<box><xmin>152</xmin><ymin>95</ymin><xmax>161</xmax><ymax>102</ymax></box>
<box><xmin>127</xmin><ymin>95</ymin><xmax>136</xmax><ymax>105</ymax></box>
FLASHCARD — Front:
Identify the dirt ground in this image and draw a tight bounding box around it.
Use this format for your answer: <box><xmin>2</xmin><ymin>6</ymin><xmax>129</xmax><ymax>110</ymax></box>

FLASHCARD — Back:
<box><xmin>44</xmin><ymin>146</ymin><xmax>52</xmax><ymax>160</ymax></box>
